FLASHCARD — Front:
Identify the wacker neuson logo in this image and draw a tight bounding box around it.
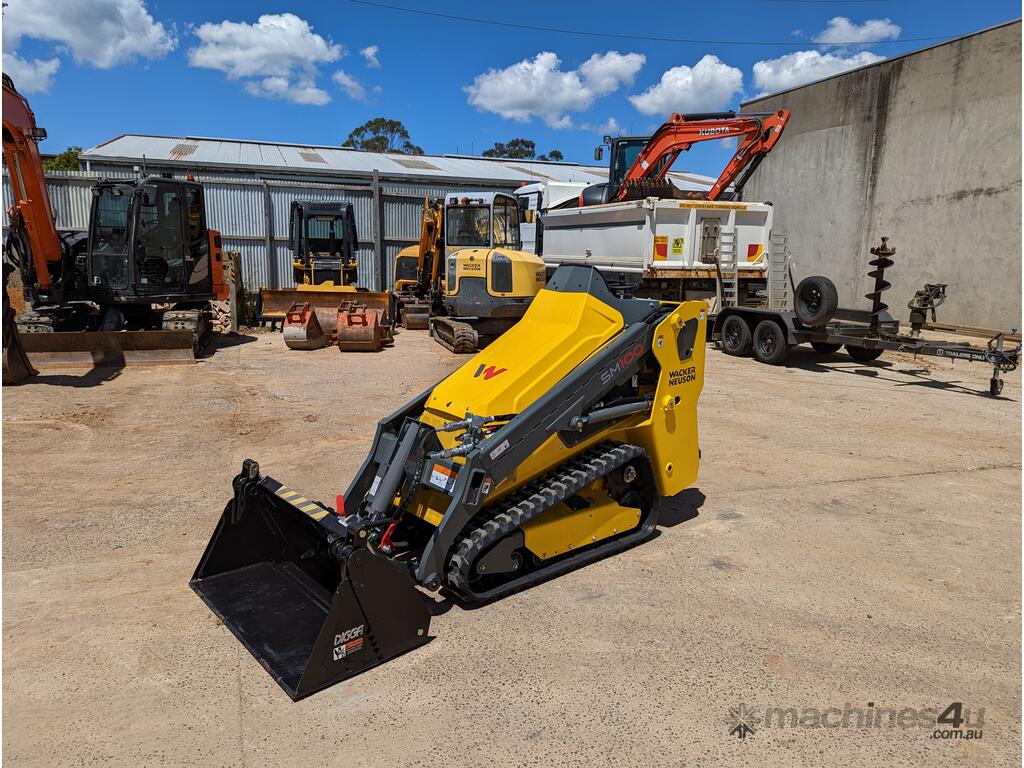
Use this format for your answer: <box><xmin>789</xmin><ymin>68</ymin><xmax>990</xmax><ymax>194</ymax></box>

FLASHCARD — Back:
<box><xmin>726</xmin><ymin>701</ymin><xmax>984</xmax><ymax>741</ymax></box>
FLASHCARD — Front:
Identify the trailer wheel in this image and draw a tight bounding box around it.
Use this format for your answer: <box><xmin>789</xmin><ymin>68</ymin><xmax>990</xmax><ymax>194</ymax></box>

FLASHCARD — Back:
<box><xmin>846</xmin><ymin>345</ymin><xmax>883</xmax><ymax>363</ymax></box>
<box><xmin>794</xmin><ymin>276</ymin><xmax>838</xmax><ymax>327</ymax></box>
<box><xmin>720</xmin><ymin>315</ymin><xmax>752</xmax><ymax>356</ymax></box>
<box><xmin>753</xmin><ymin>320</ymin><xmax>791</xmax><ymax>365</ymax></box>
<box><xmin>990</xmin><ymin>377</ymin><xmax>1003</xmax><ymax>397</ymax></box>
<box><xmin>810</xmin><ymin>341</ymin><xmax>842</xmax><ymax>354</ymax></box>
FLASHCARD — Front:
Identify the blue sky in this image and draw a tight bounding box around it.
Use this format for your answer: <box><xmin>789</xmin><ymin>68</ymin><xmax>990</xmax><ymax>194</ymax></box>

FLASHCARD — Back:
<box><xmin>3</xmin><ymin>0</ymin><xmax>1019</xmax><ymax>175</ymax></box>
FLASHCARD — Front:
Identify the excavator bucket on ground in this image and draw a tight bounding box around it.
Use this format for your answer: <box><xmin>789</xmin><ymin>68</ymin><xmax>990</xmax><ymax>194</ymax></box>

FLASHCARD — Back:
<box><xmin>18</xmin><ymin>330</ymin><xmax>197</xmax><ymax>367</ymax></box>
<box><xmin>190</xmin><ymin>460</ymin><xmax>431</xmax><ymax>700</ymax></box>
<box><xmin>192</xmin><ymin>266</ymin><xmax>706</xmax><ymax>700</ymax></box>
<box><xmin>336</xmin><ymin>299</ymin><xmax>394</xmax><ymax>352</ymax></box>
<box><xmin>283</xmin><ymin>302</ymin><xmax>328</xmax><ymax>350</ymax></box>
<box><xmin>2</xmin><ymin>299</ymin><xmax>36</xmax><ymax>384</ymax></box>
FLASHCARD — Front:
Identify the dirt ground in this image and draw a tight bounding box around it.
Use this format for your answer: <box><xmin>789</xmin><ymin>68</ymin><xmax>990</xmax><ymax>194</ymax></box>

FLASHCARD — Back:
<box><xmin>3</xmin><ymin>327</ymin><xmax>1020</xmax><ymax>767</ymax></box>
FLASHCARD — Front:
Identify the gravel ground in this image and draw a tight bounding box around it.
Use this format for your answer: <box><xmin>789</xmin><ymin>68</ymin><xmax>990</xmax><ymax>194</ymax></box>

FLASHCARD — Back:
<box><xmin>3</xmin><ymin>327</ymin><xmax>1020</xmax><ymax>767</ymax></box>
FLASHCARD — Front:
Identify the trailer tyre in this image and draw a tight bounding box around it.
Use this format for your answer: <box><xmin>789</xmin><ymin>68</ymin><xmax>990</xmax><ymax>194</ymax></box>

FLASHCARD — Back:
<box><xmin>810</xmin><ymin>341</ymin><xmax>842</xmax><ymax>354</ymax></box>
<box><xmin>846</xmin><ymin>345</ymin><xmax>884</xmax><ymax>363</ymax></box>
<box><xmin>753</xmin><ymin>320</ymin><xmax>791</xmax><ymax>365</ymax></box>
<box><xmin>794</xmin><ymin>276</ymin><xmax>838</xmax><ymax>327</ymax></box>
<box><xmin>720</xmin><ymin>315</ymin><xmax>752</xmax><ymax>356</ymax></box>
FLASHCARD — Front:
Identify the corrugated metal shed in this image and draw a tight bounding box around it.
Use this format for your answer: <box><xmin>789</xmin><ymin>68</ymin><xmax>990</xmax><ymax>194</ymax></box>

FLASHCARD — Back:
<box><xmin>79</xmin><ymin>134</ymin><xmax>715</xmax><ymax>191</ymax></box>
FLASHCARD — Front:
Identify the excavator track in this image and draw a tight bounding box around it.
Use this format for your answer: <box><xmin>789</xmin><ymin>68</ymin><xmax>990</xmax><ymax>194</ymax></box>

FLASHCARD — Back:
<box><xmin>446</xmin><ymin>442</ymin><xmax>658</xmax><ymax>603</ymax></box>
<box><xmin>431</xmin><ymin>317</ymin><xmax>479</xmax><ymax>354</ymax></box>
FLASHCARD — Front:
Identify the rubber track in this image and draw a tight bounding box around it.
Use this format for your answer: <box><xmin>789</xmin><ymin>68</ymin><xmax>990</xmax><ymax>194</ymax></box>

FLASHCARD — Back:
<box><xmin>446</xmin><ymin>442</ymin><xmax>655</xmax><ymax>603</ymax></box>
<box><xmin>432</xmin><ymin>317</ymin><xmax>478</xmax><ymax>354</ymax></box>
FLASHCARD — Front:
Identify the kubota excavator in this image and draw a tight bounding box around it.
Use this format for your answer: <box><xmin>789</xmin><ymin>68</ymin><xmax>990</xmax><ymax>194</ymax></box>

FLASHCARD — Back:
<box><xmin>191</xmin><ymin>264</ymin><xmax>706</xmax><ymax>699</ymax></box>
<box><xmin>2</xmin><ymin>74</ymin><xmax>228</xmax><ymax>378</ymax></box>
<box><xmin>578</xmin><ymin>109</ymin><xmax>790</xmax><ymax>207</ymax></box>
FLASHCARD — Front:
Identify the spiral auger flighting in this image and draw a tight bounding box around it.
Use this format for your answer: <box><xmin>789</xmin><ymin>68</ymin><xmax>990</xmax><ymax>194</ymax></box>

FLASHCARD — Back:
<box><xmin>866</xmin><ymin>236</ymin><xmax>895</xmax><ymax>333</ymax></box>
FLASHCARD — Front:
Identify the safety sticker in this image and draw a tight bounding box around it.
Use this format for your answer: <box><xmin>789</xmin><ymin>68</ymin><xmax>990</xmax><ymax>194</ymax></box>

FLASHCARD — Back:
<box><xmin>671</xmin><ymin>237</ymin><xmax>684</xmax><ymax>255</ymax></box>
<box><xmin>489</xmin><ymin>439</ymin><xmax>511</xmax><ymax>460</ymax></box>
<box><xmin>653</xmin><ymin>235</ymin><xmax>668</xmax><ymax>261</ymax></box>
<box><xmin>368</xmin><ymin>475</ymin><xmax>382</xmax><ymax>496</ymax></box>
<box><xmin>428</xmin><ymin>463</ymin><xmax>458</xmax><ymax>494</ymax></box>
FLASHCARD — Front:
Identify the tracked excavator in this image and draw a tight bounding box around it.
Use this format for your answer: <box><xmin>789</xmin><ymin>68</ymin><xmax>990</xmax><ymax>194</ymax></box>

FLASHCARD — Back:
<box><xmin>392</xmin><ymin>192</ymin><xmax>546</xmax><ymax>352</ymax></box>
<box><xmin>191</xmin><ymin>265</ymin><xmax>706</xmax><ymax>699</ymax></box>
<box><xmin>579</xmin><ymin>109</ymin><xmax>790</xmax><ymax>207</ymax></box>
<box><xmin>2</xmin><ymin>74</ymin><xmax>228</xmax><ymax>376</ymax></box>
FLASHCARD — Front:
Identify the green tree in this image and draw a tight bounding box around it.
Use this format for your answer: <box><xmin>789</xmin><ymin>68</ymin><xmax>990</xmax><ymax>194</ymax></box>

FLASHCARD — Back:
<box><xmin>482</xmin><ymin>139</ymin><xmax>563</xmax><ymax>162</ymax></box>
<box><xmin>344</xmin><ymin>118</ymin><xmax>423</xmax><ymax>154</ymax></box>
<box><xmin>42</xmin><ymin>145</ymin><xmax>82</xmax><ymax>172</ymax></box>
<box><xmin>482</xmin><ymin>138</ymin><xmax>536</xmax><ymax>159</ymax></box>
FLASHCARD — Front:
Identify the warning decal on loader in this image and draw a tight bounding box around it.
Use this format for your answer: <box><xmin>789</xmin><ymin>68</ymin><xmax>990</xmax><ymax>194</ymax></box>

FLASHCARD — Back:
<box><xmin>427</xmin><ymin>463</ymin><xmax>459</xmax><ymax>494</ymax></box>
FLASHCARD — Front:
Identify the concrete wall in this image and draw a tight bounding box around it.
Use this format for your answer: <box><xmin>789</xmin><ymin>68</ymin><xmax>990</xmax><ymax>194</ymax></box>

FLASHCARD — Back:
<box><xmin>742</xmin><ymin>21</ymin><xmax>1021</xmax><ymax>330</ymax></box>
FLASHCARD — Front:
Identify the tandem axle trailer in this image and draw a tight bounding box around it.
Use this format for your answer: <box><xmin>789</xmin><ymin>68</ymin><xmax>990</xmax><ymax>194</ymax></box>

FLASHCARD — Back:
<box><xmin>709</xmin><ymin>238</ymin><xmax>1021</xmax><ymax>397</ymax></box>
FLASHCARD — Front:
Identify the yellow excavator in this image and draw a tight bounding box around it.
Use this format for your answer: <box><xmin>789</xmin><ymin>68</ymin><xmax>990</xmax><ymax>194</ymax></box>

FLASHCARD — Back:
<box><xmin>393</xmin><ymin>193</ymin><xmax>546</xmax><ymax>352</ymax></box>
<box><xmin>191</xmin><ymin>265</ymin><xmax>706</xmax><ymax>699</ymax></box>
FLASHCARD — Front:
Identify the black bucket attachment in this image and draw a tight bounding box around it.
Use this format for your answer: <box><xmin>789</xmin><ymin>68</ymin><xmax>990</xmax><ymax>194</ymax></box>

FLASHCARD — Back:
<box><xmin>190</xmin><ymin>460</ymin><xmax>431</xmax><ymax>700</ymax></box>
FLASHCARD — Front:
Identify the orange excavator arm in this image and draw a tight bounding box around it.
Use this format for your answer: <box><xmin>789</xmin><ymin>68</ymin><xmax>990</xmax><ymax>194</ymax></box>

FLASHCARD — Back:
<box><xmin>616</xmin><ymin>109</ymin><xmax>790</xmax><ymax>202</ymax></box>
<box><xmin>2</xmin><ymin>74</ymin><xmax>63</xmax><ymax>290</ymax></box>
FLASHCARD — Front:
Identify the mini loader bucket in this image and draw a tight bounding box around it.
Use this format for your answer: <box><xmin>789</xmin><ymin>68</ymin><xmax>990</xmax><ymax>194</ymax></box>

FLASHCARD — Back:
<box><xmin>190</xmin><ymin>460</ymin><xmax>431</xmax><ymax>701</ymax></box>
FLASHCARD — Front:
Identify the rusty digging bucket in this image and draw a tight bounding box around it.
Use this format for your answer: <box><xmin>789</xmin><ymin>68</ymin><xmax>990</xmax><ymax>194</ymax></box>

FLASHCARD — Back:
<box><xmin>399</xmin><ymin>300</ymin><xmax>431</xmax><ymax>330</ymax></box>
<box><xmin>336</xmin><ymin>298</ymin><xmax>395</xmax><ymax>353</ymax></box>
<box><xmin>283</xmin><ymin>302</ymin><xmax>329</xmax><ymax>350</ymax></box>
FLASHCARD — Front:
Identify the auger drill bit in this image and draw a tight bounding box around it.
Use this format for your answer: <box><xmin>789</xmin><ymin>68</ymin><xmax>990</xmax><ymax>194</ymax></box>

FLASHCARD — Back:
<box><xmin>866</xmin><ymin>237</ymin><xmax>895</xmax><ymax>334</ymax></box>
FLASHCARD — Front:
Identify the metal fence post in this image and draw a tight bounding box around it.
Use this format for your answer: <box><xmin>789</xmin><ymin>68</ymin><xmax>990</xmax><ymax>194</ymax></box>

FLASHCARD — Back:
<box><xmin>371</xmin><ymin>169</ymin><xmax>385</xmax><ymax>291</ymax></box>
<box><xmin>261</xmin><ymin>180</ymin><xmax>277</xmax><ymax>289</ymax></box>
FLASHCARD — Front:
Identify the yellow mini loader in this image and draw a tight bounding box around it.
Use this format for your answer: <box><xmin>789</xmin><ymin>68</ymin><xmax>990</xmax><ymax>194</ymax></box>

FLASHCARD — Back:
<box><xmin>191</xmin><ymin>266</ymin><xmax>706</xmax><ymax>699</ymax></box>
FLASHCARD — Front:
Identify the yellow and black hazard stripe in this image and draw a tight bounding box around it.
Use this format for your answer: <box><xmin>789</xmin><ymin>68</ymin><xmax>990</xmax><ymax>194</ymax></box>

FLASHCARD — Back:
<box><xmin>275</xmin><ymin>485</ymin><xmax>331</xmax><ymax>521</ymax></box>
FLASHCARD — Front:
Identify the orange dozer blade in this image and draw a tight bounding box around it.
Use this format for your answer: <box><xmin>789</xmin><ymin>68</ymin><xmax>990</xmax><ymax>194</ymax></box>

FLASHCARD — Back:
<box><xmin>283</xmin><ymin>302</ymin><xmax>328</xmax><ymax>350</ymax></box>
<box><xmin>336</xmin><ymin>299</ymin><xmax>395</xmax><ymax>352</ymax></box>
<box><xmin>18</xmin><ymin>330</ymin><xmax>196</xmax><ymax>367</ymax></box>
<box><xmin>261</xmin><ymin>287</ymin><xmax>357</xmax><ymax>327</ymax></box>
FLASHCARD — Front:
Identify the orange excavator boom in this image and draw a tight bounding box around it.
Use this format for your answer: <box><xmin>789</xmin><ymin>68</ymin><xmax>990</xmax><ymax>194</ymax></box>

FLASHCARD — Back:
<box><xmin>2</xmin><ymin>74</ymin><xmax>63</xmax><ymax>291</ymax></box>
<box><xmin>616</xmin><ymin>109</ymin><xmax>790</xmax><ymax>202</ymax></box>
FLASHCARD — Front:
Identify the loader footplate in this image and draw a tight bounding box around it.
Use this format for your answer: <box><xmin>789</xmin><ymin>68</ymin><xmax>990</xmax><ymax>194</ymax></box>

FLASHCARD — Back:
<box><xmin>446</xmin><ymin>442</ymin><xmax>658</xmax><ymax>603</ymax></box>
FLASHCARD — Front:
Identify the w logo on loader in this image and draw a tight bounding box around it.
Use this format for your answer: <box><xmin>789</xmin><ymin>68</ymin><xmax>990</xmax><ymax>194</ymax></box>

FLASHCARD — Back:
<box><xmin>474</xmin><ymin>364</ymin><xmax>507</xmax><ymax>380</ymax></box>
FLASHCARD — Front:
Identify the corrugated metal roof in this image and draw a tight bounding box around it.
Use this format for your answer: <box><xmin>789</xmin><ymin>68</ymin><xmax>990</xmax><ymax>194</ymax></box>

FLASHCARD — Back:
<box><xmin>79</xmin><ymin>134</ymin><xmax>715</xmax><ymax>190</ymax></box>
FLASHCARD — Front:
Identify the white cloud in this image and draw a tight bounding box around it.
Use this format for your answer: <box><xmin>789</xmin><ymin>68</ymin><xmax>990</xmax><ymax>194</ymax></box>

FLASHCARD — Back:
<box><xmin>246</xmin><ymin>75</ymin><xmax>330</xmax><ymax>106</ymax></box>
<box><xmin>188</xmin><ymin>13</ymin><xmax>342</xmax><ymax>104</ymax></box>
<box><xmin>360</xmin><ymin>45</ymin><xmax>380</xmax><ymax>68</ymax></box>
<box><xmin>628</xmin><ymin>55</ymin><xmax>743</xmax><ymax>117</ymax></box>
<box><xmin>2</xmin><ymin>53</ymin><xmax>61</xmax><ymax>93</ymax></box>
<box><xmin>465</xmin><ymin>50</ymin><xmax>645</xmax><ymax>129</ymax></box>
<box><xmin>814</xmin><ymin>17</ymin><xmax>901</xmax><ymax>47</ymax></box>
<box><xmin>752</xmin><ymin>50</ymin><xmax>884</xmax><ymax>96</ymax></box>
<box><xmin>581</xmin><ymin>117</ymin><xmax>623</xmax><ymax>136</ymax></box>
<box><xmin>332</xmin><ymin>70</ymin><xmax>367</xmax><ymax>101</ymax></box>
<box><xmin>1</xmin><ymin>0</ymin><xmax>174</xmax><ymax>91</ymax></box>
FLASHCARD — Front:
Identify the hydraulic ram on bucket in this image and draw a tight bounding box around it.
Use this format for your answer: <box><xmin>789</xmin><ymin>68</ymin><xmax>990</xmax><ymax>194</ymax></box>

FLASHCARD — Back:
<box><xmin>190</xmin><ymin>459</ymin><xmax>431</xmax><ymax>700</ymax></box>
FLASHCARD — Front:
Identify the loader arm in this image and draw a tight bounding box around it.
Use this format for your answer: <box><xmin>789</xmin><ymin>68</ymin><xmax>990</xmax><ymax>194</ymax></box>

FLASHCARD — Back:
<box><xmin>2</xmin><ymin>74</ymin><xmax>63</xmax><ymax>294</ymax></box>
<box><xmin>616</xmin><ymin>109</ymin><xmax>790</xmax><ymax>202</ymax></box>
